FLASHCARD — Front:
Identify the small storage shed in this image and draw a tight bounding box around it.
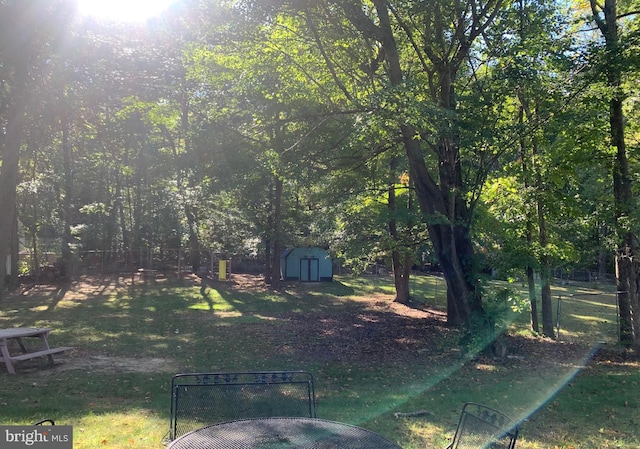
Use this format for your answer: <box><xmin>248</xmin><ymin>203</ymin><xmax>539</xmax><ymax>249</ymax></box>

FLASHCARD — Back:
<box><xmin>280</xmin><ymin>247</ymin><xmax>333</xmax><ymax>282</ymax></box>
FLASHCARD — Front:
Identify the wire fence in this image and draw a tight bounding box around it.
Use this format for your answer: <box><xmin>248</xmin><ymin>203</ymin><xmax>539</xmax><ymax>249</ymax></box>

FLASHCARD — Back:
<box><xmin>17</xmin><ymin>248</ymin><xmax>264</xmax><ymax>281</ymax></box>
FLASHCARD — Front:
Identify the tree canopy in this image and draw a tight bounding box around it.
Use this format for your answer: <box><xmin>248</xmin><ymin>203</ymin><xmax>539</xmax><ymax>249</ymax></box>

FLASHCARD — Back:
<box><xmin>2</xmin><ymin>0</ymin><xmax>640</xmax><ymax>345</ymax></box>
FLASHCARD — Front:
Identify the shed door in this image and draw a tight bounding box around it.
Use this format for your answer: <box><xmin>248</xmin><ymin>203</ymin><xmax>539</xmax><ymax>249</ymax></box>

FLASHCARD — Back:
<box><xmin>300</xmin><ymin>258</ymin><xmax>319</xmax><ymax>282</ymax></box>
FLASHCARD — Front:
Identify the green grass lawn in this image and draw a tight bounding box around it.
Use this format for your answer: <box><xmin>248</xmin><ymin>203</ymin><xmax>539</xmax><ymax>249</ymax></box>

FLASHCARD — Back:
<box><xmin>0</xmin><ymin>273</ymin><xmax>637</xmax><ymax>448</ymax></box>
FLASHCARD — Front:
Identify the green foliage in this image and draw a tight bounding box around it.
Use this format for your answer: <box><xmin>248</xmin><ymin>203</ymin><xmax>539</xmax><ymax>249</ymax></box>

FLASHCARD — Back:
<box><xmin>459</xmin><ymin>284</ymin><xmax>528</xmax><ymax>356</ymax></box>
<box><xmin>3</xmin><ymin>0</ymin><xmax>640</xmax><ymax>323</ymax></box>
<box><xmin>484</xmin><ymin>285</ymin><xmax>529</xmax><ymax>324</ymax></box>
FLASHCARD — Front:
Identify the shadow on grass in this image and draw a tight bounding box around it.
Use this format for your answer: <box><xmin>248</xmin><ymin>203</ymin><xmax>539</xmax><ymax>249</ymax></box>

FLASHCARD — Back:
<box><xmin>0</xmin><ymin>274</ymin><xmax>457</xmax><ymax>430</ymax></box>
<box><xmin>0</xmin><ymin>274</ymin><xmax>629</xmax><ymax>448</ymax></box>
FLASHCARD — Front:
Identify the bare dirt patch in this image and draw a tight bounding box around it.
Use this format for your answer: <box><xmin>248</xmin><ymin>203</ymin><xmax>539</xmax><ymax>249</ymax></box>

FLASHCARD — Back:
<box><xmin>14</xmin><ymin>354</ymin><xmax>178</xmax><ymax>376</ymax></box>
<box><xmin>55</xmin><ymin>355</ymin><xmax>178</xmax><ymax>373</ymax></box>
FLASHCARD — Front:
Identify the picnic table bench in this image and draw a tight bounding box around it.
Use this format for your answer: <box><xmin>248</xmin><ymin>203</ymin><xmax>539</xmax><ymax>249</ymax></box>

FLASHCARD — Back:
<box><xmin>0</xmin><ymin>327</ymin><xmax>73</xmax><ymax>375</ymax></box>
<box><xmin>137</xmin><ymin>268</ymin><xmax>158</xmax><ymax>278</ymax></box>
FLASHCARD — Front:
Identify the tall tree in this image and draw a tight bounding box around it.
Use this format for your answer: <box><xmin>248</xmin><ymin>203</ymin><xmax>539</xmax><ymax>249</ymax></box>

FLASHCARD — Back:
<box><xmin>293</xmin><ymin>0</ymin><xmax>504</xmax><ymax>326</ymax></box>
<box><xmin>0</xmin><ymin>0</ymin><xmax>73</xmax><ymax>290</ymax></box>
<box><xmin>589</xmin><ymin>0</ymin><xmax>640</xmax><ymax>347</ymax></box>
<box><xmin>506</xmin><ymin>0</ymin><xmax>574</xmax><ymax>337</ymax></box>
<box><xmin>192</xmin><ymin>5</ymin><xmax>358</xmax><ymax>285</ymax></box>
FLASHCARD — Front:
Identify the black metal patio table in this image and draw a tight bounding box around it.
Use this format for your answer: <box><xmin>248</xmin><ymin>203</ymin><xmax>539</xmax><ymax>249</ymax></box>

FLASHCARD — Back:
<box><xmin>166</xmin><ymin>417</ymin><xmax>403</xmax><ymax>449</ymax></box>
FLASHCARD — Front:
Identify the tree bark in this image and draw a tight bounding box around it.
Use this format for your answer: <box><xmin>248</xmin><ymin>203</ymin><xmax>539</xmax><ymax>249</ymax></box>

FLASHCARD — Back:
<box><xmin>591</xmin><ymin>0</ymin><xmax>638</xmax><ymax>348</ymax></box>
<box><xmin>388</xmin><ymin>157</ymin><xmax>412</xmax><ymax>304</ymax></box>
<box><xmin>526</xmin><ymin>265</ymin><xmax>539</xmax><ymax>333</ymax></box>
<box><xmin>632</xmin><ymin>260</ymin><xmax>640</xmax><ymax>348</ymax></box>
<box><xmin>0</xmin><ymin>45</ymin><xmax>29</xmax><ymax>297</ymax></box>
<box><xmin>185</xmin><ymin>204</ymin><xmax>201</xmax><ymax>270</ymax></box>
<box><xmin>519</xmin><ymin>103</ymin><xmax>539</xmax><ymax>333</ymax></box>
<box><xmin>391</xmin><ymin>250</ymin><xmax>412</xmax><ymax>304</ymax></box>
<box><xmin>372</xmin><ymin>1</ymin><xmax>482</xmax><ymax>325</ymax></box>
<box><xmin>270</xmin><ymin>177</ymin><xmax>283</xmax><ymax>287</ymax></box>
<box><xmin>535</xmin><ymin>149</ymin><xmax>554</xmax><ymax>337</ymax></box>
<box><xmin>264</xmin><ymin>238</ymin><xmax>272</xmax><ymax>284</ymax></box>
<box><xmin>616</xmin><ymin>251</ymin><xmax>634</xmax><ymax>346</ymax></box>
<box><xmin>60</xmin><ymin>113</ymin><xmax>74</xmax><ymax>279</ymax></box>
<box><xmin>25</xmin><ymin>145</ymin><xmax>38</xmax><ymax>280</ymax></box>
<box><xmin>116</xmin><ymin>174</ymin><xmax>130</xmax><ymax>254</ymax></box>
<box><xmin>10</xmin><ymin>211</ymin><xmax>19</xmax><ymax>286</ymax></box>
<box><xmin>401</xmin><ymin>124</ymin><xmax>480</xmax><ymax>325</ymax></box>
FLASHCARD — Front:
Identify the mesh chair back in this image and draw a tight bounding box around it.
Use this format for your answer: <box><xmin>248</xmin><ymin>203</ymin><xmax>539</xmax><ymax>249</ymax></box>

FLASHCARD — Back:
<box><xmin>33</xmin><ymin>419</ymin><xmax>55</xmax><ymax>426</ymax></box>
<box><xmin>448</xmin><ymin>402</ymin><xmax>518</xmax><ymax>449</ymax></box>
<box><xmin>169</xmin><ymin>371</ymin><xmax>317</xmax><ymax>440</ymax></box>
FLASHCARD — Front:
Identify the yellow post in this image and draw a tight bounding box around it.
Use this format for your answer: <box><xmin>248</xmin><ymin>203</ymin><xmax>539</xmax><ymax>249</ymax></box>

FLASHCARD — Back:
<box><xmin>218</xmin><ymin>260</ymin><xmax>227</xmax><ymax>281</ymax></box>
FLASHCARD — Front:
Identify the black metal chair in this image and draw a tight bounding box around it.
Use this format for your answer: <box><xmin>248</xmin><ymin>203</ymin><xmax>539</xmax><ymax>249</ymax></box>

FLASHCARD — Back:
<box><xmin>33</xmin><ymin>419</ymin><xmax>55</xmax><ymax>426</ymax></box>
<box><xmin>168</xmin><ymin>371</ymin><xmax>317</xmax><ymax>441</ymax></box>
<box><xmin>446</xmin><ymin>402</ymin><xmax>518</xmax><ymax>449</ymax></box>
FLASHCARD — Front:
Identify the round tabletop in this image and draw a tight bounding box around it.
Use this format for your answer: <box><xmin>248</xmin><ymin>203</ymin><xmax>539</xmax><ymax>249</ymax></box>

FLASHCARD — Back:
<box><xmin>166</xmin><ymin>417</ymin><xmax>403</xmax><ymax>449</ymax></box>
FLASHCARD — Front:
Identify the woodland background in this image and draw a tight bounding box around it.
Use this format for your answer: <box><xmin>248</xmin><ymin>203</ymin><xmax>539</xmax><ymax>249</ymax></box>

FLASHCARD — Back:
<box><xmin>1</xmin><ymin>0</ymin><xmax>640</xmax><ymax>343</ymax></box>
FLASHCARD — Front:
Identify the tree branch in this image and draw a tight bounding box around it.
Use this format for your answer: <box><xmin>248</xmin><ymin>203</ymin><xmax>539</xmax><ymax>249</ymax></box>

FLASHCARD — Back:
<box><xmin>302</xmin><ymin>8</ymin><xmax>354</xmax><ymax>102</ymax></box>
<box><xmin>590</xmin><ymin>0</ymin><xmax>607</xmax><ymax>34</ymax></box>
<box><xmin>388</xmin><ymin>3</ymin><xmax>431</xmax><ymax>74</ymax></box>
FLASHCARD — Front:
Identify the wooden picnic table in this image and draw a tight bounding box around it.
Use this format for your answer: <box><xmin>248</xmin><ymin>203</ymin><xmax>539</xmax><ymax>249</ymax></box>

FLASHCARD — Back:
<box><xmin>0</xmin><ymin>327</ymin><xmax>73</xmax><ymax>375</ymax></box>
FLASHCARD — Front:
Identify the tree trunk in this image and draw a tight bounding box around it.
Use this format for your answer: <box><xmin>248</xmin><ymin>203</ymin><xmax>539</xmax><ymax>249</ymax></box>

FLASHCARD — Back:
<box><xmin>392</xmin><ymin>251</ymin><xmax>412</xmax><ymax>304</ymax></box>
<box><xmin>185</xmin><ymin>204</ymin><xmax>201</xmax><ymax>270</ymax></box>
<box><xmin>526</xmin><ymin>265</ymin><xmax>539</xmax><ymax>333</ymax></box>
<box><xmin>590</xmin><ymin>0</ymin><xmax>638</xmax><ymax>348</ymax></box>
<box><xmin>630</xmin><ymin>258</ymin><xmax>640</xmax><ymax>348</ymax></box>
<box><xmin>398</xmin><ymin>127</ymin><xmax>480</xmax><ymax>326</ymax></box>
<box><xmin>537</xmin><ymin>197</ymin><xmax>555</xmax><ymax>337</ymax></box>
<box><xmin>270</xmin><ymin>177</ymin><xmax>283</xmax><ymax>287</ymax></box>
<box><xmin>616</xmin><ymin>251</ymin><xmax>634</xmax><ymax>346</ymax></box>
<box><xmin>371</xmin><ymin>2</ymin><xmax>480</xmax><ymax>326</ymax></box>
<box><xmin>539</xmin><ymin>266</ymin><xmax>554</xmax><ymax>337</ymax></box>
<box><xmin>31</xmin><ymin>213</ymin><xmax>40</xmax><ymax>281</ymax></box>
<box><xmin>632</xmin><ymin>261</ymin><xmax>640</xmax><ymax>348</ymax></box>
<box><xmin>518</xmin><ymin>102</ymin><xmax>539</xmax><ymax>333</ymax></box>
<box><xmin>10</xmin><ymin>212</ymin><xmax>19</xmax><ymax>287</ymax></box>
<box><xmin>264</xmin><ymin>238</ymin><xmax>272</xmax><ymax>284</ymax></box>
<box><xmin>388</xmin><ymin>157</ymin><xmax>412</xmax><ymax>304</ymax></box>
<box><xmin>598</xmin><ymin>242</ymin><xmax>608</xmax><ymax>282</ymax></box>
<box><xmin>60</xmin><ymin>114</ymin><xmax>73</xmax><ymax>279</ymax></box>
<box><xmin>179</xmin><ymin>83</ymin><xmax>201</xmax><ymax>272</ymax></box>
<box><xmin>611</xmin><ymin>92</ymin><xmax>635</xmax><ymax>345</ymax></box>
<box><xmin>264</xmin><ymin>180</ymin><xmax>274</xmax><ymax>285</ymax></box>
<box><xmin>530</xmin><ymin>126</ymin><xmax>555</xmax><ymax>338</ymax></box>
<box><xmin>0</xmin><ymin>51</ymin><xmax>28</xmax><ymax>298</ymax></box>
<box><xmin>116</xmin><ymin>174</ymin><xmax>129</xmax><ymax>253</ymax></box>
